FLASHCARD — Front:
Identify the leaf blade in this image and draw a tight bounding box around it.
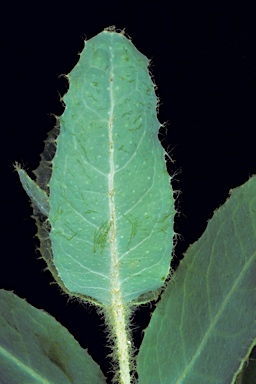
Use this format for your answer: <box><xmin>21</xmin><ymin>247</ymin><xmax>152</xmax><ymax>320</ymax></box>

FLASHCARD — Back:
<box><xmin>137</xmin><ymin>176</ymin><xmax>256</xmax><ymax>384</ymax></box>
<box><xmin>0</xmin><ymin>290</ymin><xmax>106</xmax><ymax>384</ymax></box>
<box><xmin>49</xmin><ymin>31</ymin><xmax>175</xmax><ymax>305</ymax></box>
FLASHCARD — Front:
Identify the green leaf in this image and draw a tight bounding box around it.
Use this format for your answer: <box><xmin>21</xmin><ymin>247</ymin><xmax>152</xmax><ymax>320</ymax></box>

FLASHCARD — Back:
<box><xmin>15</xmin><ymin>29</ymin><xmax>175</xmax><ymax>383</ymax></box>
<box><xmin>15</xmin><ymin>164</ymin><xmax>49</xmax><ymax>216</ymax></box>
<box><xmin>37</xmin><ymin>30</ymin><xmax>173</xmax><ymax>306</ymax></box>
<box><xmin>0</xmin><ymin>289</ymin><xmax>106</xmax><ymax>384</ymax></box>
<box><xmin>137</xmin><ymin>176</ymin><xmax>256</xmax><ymax>384</ymax></box>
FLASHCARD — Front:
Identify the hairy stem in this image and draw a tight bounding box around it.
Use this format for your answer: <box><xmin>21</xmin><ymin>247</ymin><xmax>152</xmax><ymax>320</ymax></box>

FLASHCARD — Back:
<box><xmin>107</xmin><ymin>293</ymin><xmax>133</xmax><ymax>383</ymax></box>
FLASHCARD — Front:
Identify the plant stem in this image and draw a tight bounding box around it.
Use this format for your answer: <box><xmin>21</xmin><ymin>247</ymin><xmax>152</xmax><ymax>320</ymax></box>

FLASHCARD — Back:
<box><xmin>108</xmin><ymin>289</ymin><xmax>132</xmax><ymax>384</ymax></box>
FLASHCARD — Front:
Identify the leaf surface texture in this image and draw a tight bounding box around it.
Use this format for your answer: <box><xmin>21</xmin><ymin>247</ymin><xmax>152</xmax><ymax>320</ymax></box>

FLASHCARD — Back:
<box><xmin>49</xmin><ymin>31</ymin><xmax>174</xmax><ymax>305</ymax></box>
<box><xmin>137</xmin><ymin>176</ymin><xmax>256</xmax><ymax>383</ymax></box>
<box><xmin>0</xmin><ymin>290</ymin><xmax>106</xmax><ymax>384</ymax></box>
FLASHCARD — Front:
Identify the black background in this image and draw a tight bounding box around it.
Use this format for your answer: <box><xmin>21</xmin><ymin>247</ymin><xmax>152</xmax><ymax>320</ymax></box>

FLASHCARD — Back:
<box><xmin>2</xmin><ymin>2</ymin><xmax>256</xmax><ymax>382</ymax></box>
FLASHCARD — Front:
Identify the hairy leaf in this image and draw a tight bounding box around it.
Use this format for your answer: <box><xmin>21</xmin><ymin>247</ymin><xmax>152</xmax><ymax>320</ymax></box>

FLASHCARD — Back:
<box><xmin>17</xmin><ymin>30</ymin><xmax>175</xmax><ymax>306</ymax></box>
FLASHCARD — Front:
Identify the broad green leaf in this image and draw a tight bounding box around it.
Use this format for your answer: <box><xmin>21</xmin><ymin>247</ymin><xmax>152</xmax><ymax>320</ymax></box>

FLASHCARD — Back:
<box><xmin>42</xmin><ymin>30</ymin><xmax>173</xmax><ymax>306</ymax></box>
<box><xmin>15</xmin><ymin>29</ymin><xmax>175</xmax><ymax>383</ymax></box>
<box><xmin>0</xmin><ymin>289</ymin><xmax>106</xmax><ymax>384</ymax></box>
<box><xmin>137</xmin><ymin>176</ymin><xmax>256</xmax><ymax>384</ymax></box>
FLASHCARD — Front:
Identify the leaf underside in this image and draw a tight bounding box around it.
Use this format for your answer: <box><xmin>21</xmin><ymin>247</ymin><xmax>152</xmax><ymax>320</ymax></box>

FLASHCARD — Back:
<box><xmin>49</xmin><ymin>31</ymin><xmax>175</xmax><ymax>306</ymax></box>
<box><xmin>137</xmin><ymin>176</ymin><xmax>256</xmax><ymax>384</ymax></box>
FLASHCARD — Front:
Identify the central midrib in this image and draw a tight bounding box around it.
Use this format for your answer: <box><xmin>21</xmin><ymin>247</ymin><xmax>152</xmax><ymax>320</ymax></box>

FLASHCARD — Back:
<box><xmin>107</xmin><ymin>39</ymin><xmax>132</xmax><ymax>384</ymax></box>
<box><xmin>108</xmin><ymin>44</ymin><xmax>120</xmax><ymax>305</ymax></box>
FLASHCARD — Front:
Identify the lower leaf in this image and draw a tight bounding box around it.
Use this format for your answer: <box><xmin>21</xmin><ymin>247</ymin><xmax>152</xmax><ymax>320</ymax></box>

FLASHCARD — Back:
<box><xmin>137</xmin><ymin>176</ymin><xmax>256</xmax><ymax>384</ymax></box>
<box><xmin>0</xmin><ymin>290</ymin><xmax>106</xmax><ymax>384</ymax></box>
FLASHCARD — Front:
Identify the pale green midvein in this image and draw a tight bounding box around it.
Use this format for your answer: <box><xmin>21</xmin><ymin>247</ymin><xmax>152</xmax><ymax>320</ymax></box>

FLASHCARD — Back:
<box><xmin>108</xmin><ymin>42</ymin><xmax>132</xmax><ymax>384</ymax></box>
<box><xmin>0</xmin><ymin>346</ymin><xmax>50</xmax><ymax>383</ymax></box>
<box><xmin>175</xmin><ymin>246</ymin><xmax>254</xmax><ymax>383</ymax></box>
